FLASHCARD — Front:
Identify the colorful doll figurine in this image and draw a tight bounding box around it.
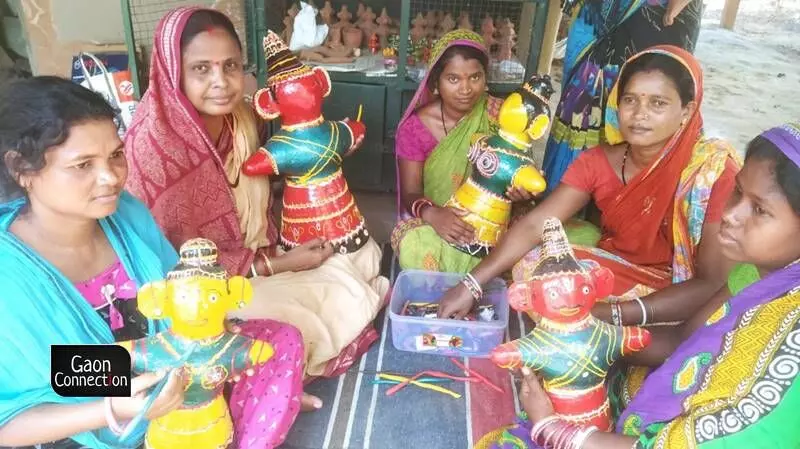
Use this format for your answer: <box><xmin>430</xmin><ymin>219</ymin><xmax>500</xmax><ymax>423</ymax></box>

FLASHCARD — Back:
<box><xmin>118</xmin><ymin>238</ymin><xmax>274</xmax><ymax>449</ymax></box>
<box><xmin>443</xmin><ymin>73</ymin><xmax>554</xmax><ymax>257</ymax></box>
<box><xmin>489</xmin><ymin>217</ymin><xmax>651</xmax><ymax>431</ymax></box>
<box><xmin>242</xmin><ymin>30</ymin><xmax>370</xmax><ymax>255</ymax></box>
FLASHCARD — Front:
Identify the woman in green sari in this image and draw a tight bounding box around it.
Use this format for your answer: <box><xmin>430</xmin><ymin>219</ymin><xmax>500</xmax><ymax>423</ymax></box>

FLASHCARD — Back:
<box><xmin>391</xmin><ymin>30</ymin><xmax>533</xmax><ymax>273</ymax></box>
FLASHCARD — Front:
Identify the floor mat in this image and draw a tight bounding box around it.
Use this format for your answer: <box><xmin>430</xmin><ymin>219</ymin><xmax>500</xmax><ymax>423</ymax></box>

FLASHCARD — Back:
<box><xmin>281</xmin><ymin>303</ymin><xmax>534</xmax><ymax>449</ymax></box>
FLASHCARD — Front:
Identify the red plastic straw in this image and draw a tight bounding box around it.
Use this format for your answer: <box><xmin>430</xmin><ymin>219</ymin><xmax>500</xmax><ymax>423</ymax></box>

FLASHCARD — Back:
<box><xmin>449</xmin><ymin>357</ymin><xmax>503</xmax><ymax>394</ymax></box>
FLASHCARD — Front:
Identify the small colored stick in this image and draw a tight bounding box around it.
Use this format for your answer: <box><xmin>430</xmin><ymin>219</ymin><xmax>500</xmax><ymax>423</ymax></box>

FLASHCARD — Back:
<box><xmin>450</xmin><ymin>357</ymin><xmax>503</xmax><ymax>394</ymax></box>
<box><xmin>372</xmin><ymin>378</ymin><xmax>453</xmax><ymax>385</ymax></box>
<box><xmin>385</xmin><ymin>370</ymin><xmax>477</xmax><ymax>396</ymax></box>
<box><xmin>378</xmin><ymin>373</ymin><xmax>461</xmax><ymax>398</ymax></box>
<box><xmin>356</xmin><ymin>104</ymin><xmax>364</xmax><ymax>121</ymax></box>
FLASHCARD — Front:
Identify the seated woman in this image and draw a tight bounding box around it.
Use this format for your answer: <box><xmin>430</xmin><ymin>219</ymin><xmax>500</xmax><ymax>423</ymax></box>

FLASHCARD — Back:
<box><xmin>438</xmin><ymin>45</ymin><xmax>741</xmax><ymax>326</ymax></box>
<box><xmin>124</xmin><ymin>6</ymin><xmax>388</xmax><ymax>399</ymax></box>
<box><xmin>391</xmin><ymin>29</ymin><xmax>534</xmax><ymax>273</ymax></box>
<box><xmin>0</xmin><ymin>77</ymin><xmax>303</xmax><ymax>449</ymax></box>
<box><xmin>503</xmin><ymin>122</ymin><xmax>800</xmax><ymax>449</ymax></box>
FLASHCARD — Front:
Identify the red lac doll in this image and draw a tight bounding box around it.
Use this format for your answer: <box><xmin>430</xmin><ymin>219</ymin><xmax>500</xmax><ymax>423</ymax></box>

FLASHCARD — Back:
<box><xmin>243</xmin><ymin>30</ymin><xmax>369</xmax><ymax>255</ymax></box>
<box><xmin>490</xmin><ymin>217</ymin><xmax>651</xmax><ymax>431</ymax></box>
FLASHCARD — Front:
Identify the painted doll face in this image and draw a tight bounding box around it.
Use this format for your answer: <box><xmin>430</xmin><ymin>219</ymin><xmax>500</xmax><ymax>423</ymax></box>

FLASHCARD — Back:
<box><xmin>532</xmin><ymin>274</ymin><xmax>598</xmax><ymax>323</ymax></box>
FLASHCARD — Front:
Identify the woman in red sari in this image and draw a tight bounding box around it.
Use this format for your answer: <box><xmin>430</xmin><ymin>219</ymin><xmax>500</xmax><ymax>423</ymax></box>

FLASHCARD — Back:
<box><xmin>124</xmin><ymin>6</ymin><xmax>388</xmax><ymax>410</ymax></box>
<box><xmin>439</xmin><ymin>45</ymin><xmax>741</xmax><ymax>327</ymax></box>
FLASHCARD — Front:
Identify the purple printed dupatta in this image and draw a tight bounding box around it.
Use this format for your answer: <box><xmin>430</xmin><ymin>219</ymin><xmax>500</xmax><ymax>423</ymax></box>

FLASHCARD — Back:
<box><xmin>618</xmin><ymin>123</ymin><xmax>800</xmax><ymax>434</ymax></box>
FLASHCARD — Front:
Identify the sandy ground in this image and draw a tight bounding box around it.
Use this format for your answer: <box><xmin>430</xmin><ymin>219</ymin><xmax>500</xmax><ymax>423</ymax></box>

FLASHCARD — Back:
<box><xmin>699</xmin><ymin>0</ymin><xmax>800</xmax><ymax>154</ymax></box>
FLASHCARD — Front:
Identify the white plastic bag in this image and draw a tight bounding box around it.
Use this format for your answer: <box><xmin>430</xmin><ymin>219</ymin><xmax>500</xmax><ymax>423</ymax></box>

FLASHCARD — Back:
<box><xmin>77</xmin><ymin>52</ymin><xmax>138</xmax><ymax>138</ymax></box>
<box><xmin>288</xmin><ymin>1</ymin><xmax>328</xmax><ymax>51</ymax></box>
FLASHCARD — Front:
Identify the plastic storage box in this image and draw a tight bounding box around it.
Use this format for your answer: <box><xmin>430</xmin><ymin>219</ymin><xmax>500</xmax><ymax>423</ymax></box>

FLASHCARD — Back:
<box><xmin>388</xmin><ymin>270</ymin><xmax>509</xmax><ymax>358</ymax></box>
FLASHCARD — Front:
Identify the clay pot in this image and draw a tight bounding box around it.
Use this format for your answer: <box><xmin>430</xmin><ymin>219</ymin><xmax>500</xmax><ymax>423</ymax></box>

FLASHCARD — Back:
<box><xmin>343</xmin><ymin>27</ymin><xmax>363</xmax><ymax>49</ymax></box>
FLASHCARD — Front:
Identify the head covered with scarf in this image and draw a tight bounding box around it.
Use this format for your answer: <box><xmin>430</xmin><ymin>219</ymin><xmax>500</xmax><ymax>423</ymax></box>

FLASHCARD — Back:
<box><xmin>124</xmin><ymin>6</ymin><xmax>275</xmax><ymax>276</ymax></box>
<box><xmin>617</xmin><ymin>121</ymin><xmax>800</xmax><ymax>437</ymax></box>
<box><xmin>592</xmin><ymin>44</ymin><xmax>741</xmax><ymax>283</ymax></box>
<box><xmin>395</xmin><ymin>30</ymin><xmax>501</xmax><ymax>217</ymax></box>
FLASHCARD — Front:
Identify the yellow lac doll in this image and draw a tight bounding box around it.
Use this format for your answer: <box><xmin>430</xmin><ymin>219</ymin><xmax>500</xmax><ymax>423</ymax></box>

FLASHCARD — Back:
<box><xmin>117</xmin><ymin>238</ymin><xmax>274</xmax><ymax>449</ymax></box>
<box><xmin>443</xmin><ymin>73</ymin><xmax>554</xmax><ymax>257</ymax></box>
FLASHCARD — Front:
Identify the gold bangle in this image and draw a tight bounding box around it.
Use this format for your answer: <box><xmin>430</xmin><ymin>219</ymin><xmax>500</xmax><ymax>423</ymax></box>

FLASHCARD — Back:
<box><xmin>249</xmin><ymin>262</ymin><xmax>258</xmax><ymax>278</ymax></box>
<box><xmin>261</xmin><ymin>252</ymin><xmax>274</xmax><ymax>276</ymax></box>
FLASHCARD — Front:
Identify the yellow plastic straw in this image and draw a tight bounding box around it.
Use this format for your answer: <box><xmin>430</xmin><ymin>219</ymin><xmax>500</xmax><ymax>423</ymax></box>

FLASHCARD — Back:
<box><xmin>356</xmin><ymin>104</ymin><xmax>364</xmax><ymax>122</ymax></box>
<box><xmin>378</xmin><ymin>373</ymin><xmax>462</xmax><ymax>399</ymax></box>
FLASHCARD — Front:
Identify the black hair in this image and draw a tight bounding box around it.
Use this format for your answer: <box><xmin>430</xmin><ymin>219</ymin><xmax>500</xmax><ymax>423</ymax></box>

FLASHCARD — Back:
<box><xmin>427</xmin><ymin>45</ymin><xmax>489</xmax><ymax>92</ymax></box>
<box><xmin>181</xmin><ymin>9</ymin><xmax>242</xmax><ymax>52</ymax></box>
<box><xmin>744</xmin><ymin>134</ymin><xmax>800</xmax><ymax>216</ymax></box>
<box><xmin>0</xmin><ymin>76</ymin><xmax>116</xmax><ymax>200</ymax></box>
<box><xmin>617</xmin><ymin>52</ymin><xmax>695</xmax><ymax>106</ymax></box>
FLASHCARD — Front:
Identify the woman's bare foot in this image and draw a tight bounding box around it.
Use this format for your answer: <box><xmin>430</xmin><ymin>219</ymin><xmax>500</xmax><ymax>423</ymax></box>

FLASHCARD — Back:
<box><xmin>301</xmin><ymin>392</ymin><xmax>323</xmax><ymax>412</ymax></box>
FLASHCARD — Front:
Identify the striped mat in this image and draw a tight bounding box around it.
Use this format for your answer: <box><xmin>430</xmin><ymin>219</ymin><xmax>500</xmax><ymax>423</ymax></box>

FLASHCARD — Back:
<box><xmin>280</xmin><ymin>304</ymin><xmax>533</xmax><ymax>449</ymax></box>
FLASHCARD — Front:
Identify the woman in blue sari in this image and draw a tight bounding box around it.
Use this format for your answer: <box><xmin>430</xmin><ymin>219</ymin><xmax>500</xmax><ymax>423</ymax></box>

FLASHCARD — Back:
<box><xmin>542</xmin><ymin>0</ymin><xmax>702</xmax><ymax>191</ymax></box>
<box><xmin>0</xmin><ymin>77</ymin><xmax>305</xmax><ymax>449</ymax></box>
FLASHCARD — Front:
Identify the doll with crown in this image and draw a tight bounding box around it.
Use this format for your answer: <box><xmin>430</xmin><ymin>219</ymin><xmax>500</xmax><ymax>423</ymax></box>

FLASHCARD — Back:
<box><xmin>443</xmin><ymin>74</ymin><xmax>555</xmax><ymax>258</ymax></box>
<box><xmin>489</xmin><ymin>217</ymin><xmax>651</xmax><ymax>432</ymax></box>
<box><xmin>243</xmin><ymin>30</ymin><xmax>372</xmax><ymax>256</ymax></box>
<box><xmin>116</xmin><ymin>238</ymin><xmax>274</xmax><ymax>449</ymax></box>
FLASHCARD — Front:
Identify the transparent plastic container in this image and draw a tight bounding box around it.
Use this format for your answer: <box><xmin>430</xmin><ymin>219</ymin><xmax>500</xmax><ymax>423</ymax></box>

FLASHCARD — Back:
<box><xmin>388</xmin><ymin>270</ymin><xmax>509</xmax><ymax>358</ymax></box>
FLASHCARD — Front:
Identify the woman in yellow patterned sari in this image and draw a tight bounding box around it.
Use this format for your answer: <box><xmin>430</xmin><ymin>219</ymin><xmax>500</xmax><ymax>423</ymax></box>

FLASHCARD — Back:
<box><xmin>495</xmin><ymin>123</ymin><xmax>800</xmax><ymax>449</ymax></box>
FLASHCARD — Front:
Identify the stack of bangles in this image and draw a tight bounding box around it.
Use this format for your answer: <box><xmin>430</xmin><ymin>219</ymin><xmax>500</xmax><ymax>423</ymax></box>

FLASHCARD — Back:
<box><xmin>104</xmin><ymin>397</ymin><xmax>127</xmax><ymax>435</ymax></box>
<box><xmin>461</xmin><ymin>273</ymin><xmax>483</xmax><ymax>305</ymax></box>
<box><xmin>531</xmin><ymin>415</ymin><xmax>599</xmax><ymax>449</ymax></box>
<box><xmin>411</xmin><ymin>197</ymin><xmax>434</xmax><ymax>218</ymax></box>
<box><xmin>609</xmin><ymin>297</ymin><xmax>650</xmax><ymax>326</ymax></box>
<box><xmin>250</xmin><ymin>251</ymin><xmax>274</xmax><ymax>278</ymax></box>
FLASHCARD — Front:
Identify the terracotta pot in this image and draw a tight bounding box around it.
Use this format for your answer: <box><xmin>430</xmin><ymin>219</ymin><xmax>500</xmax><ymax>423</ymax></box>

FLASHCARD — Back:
<box><xmin>343</xmin><ymin>27</ymin><xmax>363</xmax><ymax>49</ymax></box>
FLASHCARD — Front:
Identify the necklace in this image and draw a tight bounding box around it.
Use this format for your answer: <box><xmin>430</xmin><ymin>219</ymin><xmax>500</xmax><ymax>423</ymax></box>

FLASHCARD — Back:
<box><xmin>621</xmin><ymin>144</ymin><xmax>630</xmax><ymax>185</ymax></box>
<box><xmin>440</xmin><ymin>102</ymin><xmax>450</xmax><ymax>136</ymax></box>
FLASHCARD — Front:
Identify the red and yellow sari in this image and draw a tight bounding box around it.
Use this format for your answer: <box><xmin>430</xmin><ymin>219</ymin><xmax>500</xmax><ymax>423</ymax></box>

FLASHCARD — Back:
<box><xmin>516</xmin><ymin>45</ymin><xmax>741</xmax><ymax>302</ymax></box>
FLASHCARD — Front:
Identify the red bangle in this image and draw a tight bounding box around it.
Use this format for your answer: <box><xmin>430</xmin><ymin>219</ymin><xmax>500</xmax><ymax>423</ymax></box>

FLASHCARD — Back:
<box><xmin>411</xmin><ymin>198</ymin><xmax>434</xmax><ymax>218</ymax></box>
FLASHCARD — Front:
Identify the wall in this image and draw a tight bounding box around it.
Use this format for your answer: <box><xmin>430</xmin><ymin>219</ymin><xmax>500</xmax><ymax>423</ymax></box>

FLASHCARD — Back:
<box><xmin>17</xmin><ymin>0</ymin><xmax>127</xmax><ymax>76</ymax></box>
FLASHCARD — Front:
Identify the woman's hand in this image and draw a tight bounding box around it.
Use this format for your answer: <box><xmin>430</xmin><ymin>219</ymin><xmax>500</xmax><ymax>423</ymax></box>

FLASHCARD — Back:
<box><xmin>519</xmin><ymin>367</ymin><xmax>555</xmax><ymax>423</ymax></box>
<box><xmin>506</xmin><ymin>186</ymin><xmax>537</xmax><ymax>204</ymax></box>
<box><xmin>664</xmin><ymin>0</ymin><xmax>692</xmax><ymax>26</ymax></box>
<box><xmin>423</xmin><ymin>206</ymin><xmax>475</xmax><ymax>245</ymax></box>
<box><xmin>112</xmin><ymin>369</ymin><xmax>187</xmax><ymax>421</ymax></box>
<box><xmin>436</xmin><ymin>282</ymin><xmax>475</xmax><ymax>319</ymax></box>
<box><xmin>270</xmin><ymin>237</ymin><xmax>334</xmax><ymax>274</ymax></box>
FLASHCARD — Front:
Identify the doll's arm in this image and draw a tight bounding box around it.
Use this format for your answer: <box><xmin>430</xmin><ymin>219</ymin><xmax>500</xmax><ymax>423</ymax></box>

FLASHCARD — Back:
<box><xmin>511</xmin><ymin>165</ymin><xmax>547</xmax><ymax>196</ymax></box>
<box><xmin>248</xmin><ymin>340</ymin><xmax>275</xmax><ymax>367</ymax></box>
<box><xmin>242</xmin><ymin>143</ymin><xmax>280</xmax><ymax>177</ymax></box>
<box><xmin>619</xmin><ymin>326</ymin><xmax>651</xmax><ymax>355</ymax></box>
<box><xmin>339</xmin><ymin>118</ymin><xmax>366</xmax><ymax>157</ymax></box>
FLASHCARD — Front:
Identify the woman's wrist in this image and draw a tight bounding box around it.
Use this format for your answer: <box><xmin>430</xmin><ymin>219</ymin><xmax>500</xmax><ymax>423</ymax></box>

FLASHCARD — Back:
<box><xmin>253</xmin><ymin>249</ymin><xmax>278</xmax><ymax>277</ymax></box>
<box><xmin>411</xmin><ymin>197</ymin><xmax>435</xmax><ymax>220</ymax></box>
<box><xmin>267</xmin><ymin>252</ymin><xmax>292</xmax><ymax>274</ymax></box>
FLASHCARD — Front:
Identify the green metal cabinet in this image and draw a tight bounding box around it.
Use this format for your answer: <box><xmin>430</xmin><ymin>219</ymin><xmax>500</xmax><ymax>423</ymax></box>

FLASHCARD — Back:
<box><xmin>322</xmin><ymin>81</ymin><xmax>387</xmax><ymax>188</ymax></box>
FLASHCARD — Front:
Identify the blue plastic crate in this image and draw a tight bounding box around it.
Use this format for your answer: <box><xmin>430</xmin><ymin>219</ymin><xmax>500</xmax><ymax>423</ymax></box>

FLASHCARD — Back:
<box><xmin>388</xmin><ymin>270</ymin><xmax>509</xmax><ymax>358</ymax></box>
